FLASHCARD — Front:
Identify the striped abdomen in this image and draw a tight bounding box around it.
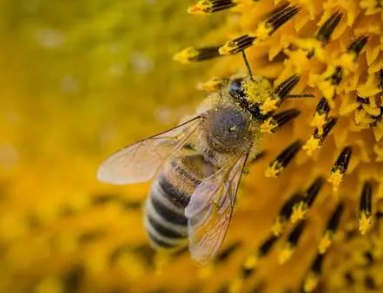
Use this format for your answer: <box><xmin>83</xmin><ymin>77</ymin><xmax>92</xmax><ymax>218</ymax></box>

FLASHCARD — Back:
<box><xmin>144</xmin><ymin>155</ymin><xmax>216</xmax><ymax>250</ymax></box>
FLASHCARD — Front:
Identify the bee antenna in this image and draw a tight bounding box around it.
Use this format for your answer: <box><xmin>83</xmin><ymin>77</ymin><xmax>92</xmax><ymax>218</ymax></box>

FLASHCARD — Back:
<box><xmin>241</xmin><ymin>50</ymin><xmax>253</xmax><ymax>80</ymax></box>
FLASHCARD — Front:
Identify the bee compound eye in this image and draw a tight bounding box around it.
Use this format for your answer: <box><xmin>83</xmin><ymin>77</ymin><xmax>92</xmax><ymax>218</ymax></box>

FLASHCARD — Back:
<box><xmin>229</xmin><ymin>78</ymin><xmax>246</xmax><ymax>100</ymax></box>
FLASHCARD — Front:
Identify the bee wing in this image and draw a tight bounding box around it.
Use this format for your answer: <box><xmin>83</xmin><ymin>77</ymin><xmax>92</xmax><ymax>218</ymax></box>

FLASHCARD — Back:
<box><xmin>185</xmin><ymin>153</ymin><xmax>248</xmax><ymax>265</ymax></box>
<box><xmin>98</xmin><ymin>116</ymin><xmax>203</xmax><ymax>185</ymax></box>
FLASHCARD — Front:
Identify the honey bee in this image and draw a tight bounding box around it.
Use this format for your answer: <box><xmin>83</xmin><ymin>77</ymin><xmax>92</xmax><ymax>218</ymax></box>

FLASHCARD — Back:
<box><xmin>98</xmin><ymin>54</ymin><xmax>306</xmax><ymax>265</ymax></box>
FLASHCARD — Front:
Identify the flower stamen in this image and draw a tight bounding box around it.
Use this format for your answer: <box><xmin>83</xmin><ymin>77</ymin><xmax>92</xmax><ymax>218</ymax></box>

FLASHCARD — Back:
<box><xmin>229</xmin><ymin>235</ymin><xmax>278</xmax><ymax>293</ymax></box>
<box><xmin>188</xmin><ymin>0</ymin><xmax>237</xmax><ymax>14</ymax></box>
<box><xmin>265</xmin><ymin>140</ymin><xmax>302</xmax><ymax>178</ymax></box>
<box><xmin>302</xmin><ymin>253</ymin><xmax>325</xmax><ymax>292</ymax></box>
<box><xmin>260</xmin><ymin>109</ymin><xmax>300</xmax><ymax>133</ymax></box>
<box><xmin>219</xmin><ymin>35</ymin><xmax>257</xmax><ymax>55</ymax></box>
<box><xmin>272</xmin><ymin>193</ymin><xmax>304</xmax><ymax>236</ymax></box>
<box><xmin>359</xmin><ymin>181</ymin><xmax>373</xmax><ymax>235</ymax></box>
<box><xmin>261</xmin><ymin>75</ymin><xmax>300</xmax><ymax>114</ymax></box>
<box><xmin>328</xmin><ymin>146</ymin><xmax>352</xmax><ymax>192</ymax></box>
<box><xmin>219</xmin><ymin>4</ymin><xmax>299</xmax><ymax>55</ymax></box>
<box><xmin>315</xmin><ymin>11</ymin><xmax>343</xmax><ymax>45</ymax></box>
<box><xmin>262</xmin><ymin>4</ymin><xmax>300</xmax><ymax>38</ymax></box>
<box><xmin>303</xmin><ymin>117</ymin><xmax>337</xmax><ymax>156</ymax></box>
<box><xmin>173</xmin><ymin>46</ymin><xmax>221</xmax><ymax>63</ymax></box>
<box><xmin>291</xmin><ymin>177</ymin><xmax>324</xmax><ymax>223</ymax></box>
<box><xmin>279</xmin><ymin>220</ymin><xmax>306</xmax><ymax>264</ymax></box>
<box><xmin>346</xmin><ymin>35</ymin><xmax>369</xmax><ymax>60</ymax></box>
<box><xmin>311</xmin><ymin>97</ymin><xmax>330</xmax><ymax>134</ymax></box>
<box><xmin>318</xmin><ymin>203</ymin><xmax>344</xmax><ymax>254</ymax></box>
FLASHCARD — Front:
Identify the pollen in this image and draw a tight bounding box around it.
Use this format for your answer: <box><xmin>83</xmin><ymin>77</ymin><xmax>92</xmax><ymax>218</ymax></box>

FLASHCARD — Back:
<box><xmin>260</xmin><ymin>97</ymin><xmax>279</xmax><ymax>114</ymax></box>
<box><xmin>359</xmin><ymin>213</ymin><xmax>373</xmax><ymax>235</ymax></box>
<box><xmin>260</xmin><ymin>117</ymin><xmax>277</xmax><ymax>134</ymax></box>
<box><xmin>327</xmin><ymin>169</ymin><xmax>343</xmax><ymax>192</ymax></box>
<box><xmin>318</xmin><ymin>231</ymin><xmax>333</xmax><ymax>254</ymax></box>
<box><xmin>302</xmin><ymin>135</ymin><xmax>321</xmax><ymax>156</ymax></box>
<box><xmin>303</xmin><ymin>272</ymin><xmax>319</xmax><ymax>293</ymax></box>
<box><xmin>291</xmin><ymin>201</ymin><xmax>307</xmax><ymax>223</ymax></box>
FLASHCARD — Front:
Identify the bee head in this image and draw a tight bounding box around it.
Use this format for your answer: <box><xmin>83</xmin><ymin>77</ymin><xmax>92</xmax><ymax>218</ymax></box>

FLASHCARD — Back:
<box><xmin>228</xmin><ymin>76</ymin><xmax>273</xmax><ymax>121</ymax></box>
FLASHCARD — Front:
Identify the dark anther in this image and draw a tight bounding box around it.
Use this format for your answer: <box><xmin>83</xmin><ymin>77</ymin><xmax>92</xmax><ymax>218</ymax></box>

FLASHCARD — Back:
<box><xmin>311</xmin><ymin>253</ymin><xmax>325</xmax><ymax>274</ymax></box>
<box><xmin>305</xmin><ymin>177</ymin><xmax>324</xmax><ymax>207</ymax></box>
<box><xmin>325</xmin><ymin>66</ymin><xmax>343</xmax><ymax>85</ymax></box>
<box><xmin>193</xmin><ymin>46</ymin><xmax>222</xmax><ymax>61</ymax></box>
<box><xmin>360</xmin><ymin>181</ymin><xmax>372</xmax><ymax>217</ymax></box>
<box><xmin>274</xmin><ymin>75</ymin><xmax>300</xmax><ymax>100</ymax></box>
<box><xmin>280</xmin><ymin>193</ymin><xmax>305</xmax><ymax>219</ymax></box>
<box><xmin>313</xmin><ymin>117</ymin><xmax>337</xmax><ymax>140</ymax></box>
<box><xmin>331</xmin><ymin>146</ymin><xmax>352</xmax><ymax>174</ymax></box>
<box><xmin>208</xmin><ymin>0</ymin><xmax>237</xmax><ymax>13</ymax></box>
<box><xmin>266</xmin><ymin>4</ymin><xmax>300</xmax><ymax>34</ymax></box>
<box><xmin>316</xmin><ymin>97</ymin><xmax>330</xmax><ymax>114</ymax></box>
<box><xmin>272</xmin><ymin>109</ymin><xmax>300</xmax><ymax>130</ymax></box>
<box><xmin>275</xmin><ymin>140</ymin><xmax>302</xmax><ymax>168</ymax></box>
<box><xmin>347</xmin><ymin>35</ymin><xmax>369</xmax><ymax>56</ymax></box>
<box><xmin>357</xmin><ymin>96</ymin><xmax>370</xmax><ymax>104</ymax></box>
<box><xmin>316</xmin><ymin>11</ymin><xmax>343</xmax><ymax>44</ymax></box>
<box><xmin>216</xmin><ymin>242</ymin><xmax>241</xmax><ymax>263</ymax></box>
<box><xmin>224</xmin><ymin>35</ymin><xmax>257</xmax><ymax>54</ymax></box>
<box><xmin>327</xmin><ymin>203</ymin><xmax>344</xmax><ymax>232</ymax></box>
<box><xmin>259</xmin><ymin>234</ymin><xmax>278</xmax><ymax>256</ymax></box>
<box><xmin>287</xmin><ymin>220</ymin><xmax>306</xmax><ymax>245</ymax></box>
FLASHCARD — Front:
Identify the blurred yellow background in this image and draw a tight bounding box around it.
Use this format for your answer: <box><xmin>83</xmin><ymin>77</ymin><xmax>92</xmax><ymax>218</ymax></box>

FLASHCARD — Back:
<box><xmin>0</xmin><ymin>1</ymin><xmax>226</xmax><ymax>292</ymax></box>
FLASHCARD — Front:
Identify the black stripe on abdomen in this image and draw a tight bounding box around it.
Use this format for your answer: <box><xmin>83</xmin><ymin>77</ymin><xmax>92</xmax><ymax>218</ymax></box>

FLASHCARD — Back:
<box><xmin>150</xmin><ymin>191</ymin><xmax>188</xmax><ymax>226</ymax></box>
<box><xmin>148</xmin><ymin>231</ymin><xmax>177</xmax><ymax>248</ymax></box>
<box><xmin>147</xmin><ymin>214</ymin><xmax>186</xmax><ymax>239</ymax></box>
<box><xmin>157</xmin><ymin>175</ymin><xmax>191</xmax><ymax>209</ymax></box>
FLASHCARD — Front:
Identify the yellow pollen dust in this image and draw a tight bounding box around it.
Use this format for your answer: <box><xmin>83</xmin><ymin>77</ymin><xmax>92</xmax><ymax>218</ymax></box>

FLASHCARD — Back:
<box><xmin>265</xmin><ymin>161</ymin><xmax>283</xmax><ymax>178</ymax></box>
<box><xmin>254</xmin><ymin>22</ymin><xmax>272</xmax><ymax>41</ymax></box>
<box><xmin>173</xmin><ymin>47</ymin><xmax>199</xmax><ymax>64</ymax></box>
<box><xmin>260</xmin><ymin>118</ymin><xmax>277</xmax><ymax>133</ymax></box>
<box><xmin>291</xmin><ymin>202</ymin><xmax>307</xmax><ymax>223</ymax></box>
<box><xmin>359</xmin><ymin>212</ymin><xmax>373</xmax><ymax>235</ymax></box>
<box><xmin>303</xmin><ymin>273</ymin><xmax>320</xmax><ymax>293</ymax></box>
<box><xmin>318</xmin><ymin>231</ymin><xmax>333</xmax><ymax>254</ymax></box>
<box><xmin>279</xmin><ymin>244</ymin><xmax>294</xmax><ymax>264</ymax></box>
<box><xmin>310</xmin><ymin>113</ymin><xmax>327</xmax><ymax>134</ymax></box>
<box><xmin>272</xmin><ymin>216</ymin><xmax>285</xmax><ymax>236</ymax></box>
<box><xmin>187</xmin><ymin>1</ymin><xmax>212</xmax><ymax>14</ymax></box>
<box><xmin>260</xmin><ymin>97</ymin><xmax>279</xmax><ymax>114</ymax></box>
<box><xmin>303</xmin><ymin>136</ymin><xmax>321</xmax><ymax>156</ymax></box>
<box><xmin>243</xmin><ymin>78</ymin><xmax>272</xmax><ymax>104</ymax></box>
<box><xmin>219</xmin><ymin>41</ymin><xmax>236</xmax><ymax>55</ymax></box>
<box><xmin>328</xmin><ymin>169</ymin><xmax>344</xmax><ymax>193</ymax></box>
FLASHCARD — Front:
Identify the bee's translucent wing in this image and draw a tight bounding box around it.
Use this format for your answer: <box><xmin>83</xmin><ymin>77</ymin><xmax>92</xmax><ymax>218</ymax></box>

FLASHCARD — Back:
<box><xmin>98</xmin><ymin>116</ymin><xmax>203</xmax><ymax>185</ymax></box>
<box><xmin>185</xmin><ymin>153</ymin><xmax>248</xmax><ymax>265</ymax></box>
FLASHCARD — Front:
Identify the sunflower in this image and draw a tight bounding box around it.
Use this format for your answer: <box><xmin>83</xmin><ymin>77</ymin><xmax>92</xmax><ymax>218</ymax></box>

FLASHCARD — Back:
<box><xmin>1</xmin><ymin>0</ymin><xmax>382</xmax><ymax>293</ymax></box>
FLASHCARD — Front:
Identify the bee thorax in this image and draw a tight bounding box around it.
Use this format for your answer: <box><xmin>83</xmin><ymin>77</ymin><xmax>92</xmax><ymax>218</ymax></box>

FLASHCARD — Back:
<box><xmin>208</xmin><ymin>106</ymin><xmax>250</xmax><ymax>152</ymax></box>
